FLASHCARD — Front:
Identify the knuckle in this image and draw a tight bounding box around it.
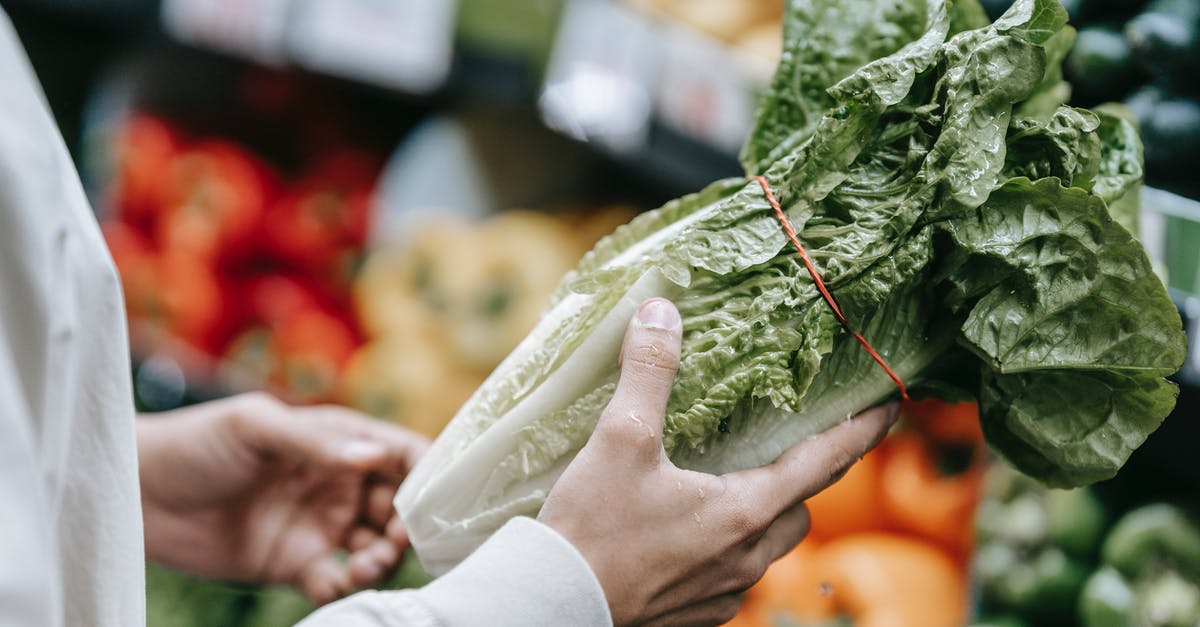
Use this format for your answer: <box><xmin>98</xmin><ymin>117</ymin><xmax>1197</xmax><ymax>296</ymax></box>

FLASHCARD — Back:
<box><xmin>714</xmin><ymin>595</ymin><xmax>744</xmax><ymax>623</ymax></box>
<box><xmin>824</xmin><ymin>442</ymin><xmax>857</xmax><ymax>482</ymax></box>
<box><xmin>731</xmin><ymin>563</ymin><xmax>763</xmax><ymax>592</ymax></box>
<box><xmin>596</xmin><ymin>409</ymin><xmax>659</xmax><ymax>451</ymax></box>
<box><xmin>723</xmin><ymin>506</ymin><xmax>766</xmax><ymax>536</ymax></box>
<box><xmin>239</xmin><ymin>391</ymin><xmax>282</xmax><ymax>414</ymax></box>
<box><xmin>625</xmin><ymin>337</ymin><xmax>681</xmax><ymax>373</ymax></box>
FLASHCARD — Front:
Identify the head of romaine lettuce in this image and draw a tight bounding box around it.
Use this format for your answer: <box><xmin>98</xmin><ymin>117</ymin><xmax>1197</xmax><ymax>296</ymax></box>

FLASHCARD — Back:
<box><xmin>396</xmin><ymin>0</ymin><xmax>1187</xmax><ymax>575</ymax></box>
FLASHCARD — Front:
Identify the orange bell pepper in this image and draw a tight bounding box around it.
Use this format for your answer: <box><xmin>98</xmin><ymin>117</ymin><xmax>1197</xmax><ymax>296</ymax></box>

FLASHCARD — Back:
<box><xmin>720</xmin><ymin>601</ymin><xmax>766</xmax><ymax>627</ymax></box>
<box><xmin>879</xmin><ymin>432</ymin><xmax>983</xmax><ymax>558</ymax></box>
<box><xmin>811</xmin><ymin>533</ymin><xmax>968</xmax><ymax>627</ymax></box>
<box><xmin>750</xmin><ymin>540</ymin><xmax>836</xmax><ymax>623</ymax></box>
<box><xmin>805</xmin><ymin>443</ymin><xmax>888</xmax><ymax>540</ymax></box>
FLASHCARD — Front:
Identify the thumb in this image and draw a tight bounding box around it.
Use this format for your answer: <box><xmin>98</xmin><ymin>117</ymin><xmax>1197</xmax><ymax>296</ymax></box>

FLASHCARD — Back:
<box><xmin>591</xmin><ymin>298</ymin><xmax>683</xmax><ymax>465</ymax></box>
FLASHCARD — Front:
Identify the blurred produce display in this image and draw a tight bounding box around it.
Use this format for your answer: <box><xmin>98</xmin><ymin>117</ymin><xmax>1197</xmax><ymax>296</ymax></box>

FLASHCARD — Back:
<box><xmin>100</xmin><ymin>113</ymin><xmax>374</xmax><ymax>405</ymax></box>
<box><xmin>343</xmin><ymin>205</ymin><xmax>635</xmax><ymax>438</ymax></box>
<box><xmin>973</xmin><ymin>464</ymin><xmax>1200</xmax><ymax>627</ymax></box>
<box><xmin>724</xmin><ymin>400</ymin><xmax>988</xmax><ymax>627</ymax></box>
<box><xmin>973</xmin><ymin>466</ymin><xmax>1107</xmax><ymax>626</ymax></box>
<box><xmin>1079</xmin><ymin>505</ymin><xmax>1200</xmax><ymax>627</ymax></box>
<box><xmin>100</xmin><ymin>115</ymin><xmax>638</xmax><ymax>435</ymax></box>
<box><xmin>624</xmin><ymin>0</ymin><xmax>783</xmax><ymax>65</ymax></box>
<box><xmin>9</xmin><ymin>1</ymin><xmax>1199</xmax><ymax>626</ymax></box>
<box><xmin>982</xmin><ymin>0</ymin><xmax>1200</xmax><ymax>198</ymax></box>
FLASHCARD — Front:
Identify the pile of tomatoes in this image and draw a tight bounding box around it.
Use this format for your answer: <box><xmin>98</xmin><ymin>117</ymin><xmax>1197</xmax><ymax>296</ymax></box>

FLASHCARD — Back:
<box><xmin>100</xmin><ymin>113</ymin><xmax>378</xmax><ymax>403</ymax></box>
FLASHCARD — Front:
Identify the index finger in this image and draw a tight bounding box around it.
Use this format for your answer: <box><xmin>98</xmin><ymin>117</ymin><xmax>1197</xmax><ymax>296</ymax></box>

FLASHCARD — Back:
<box><xmin>299</xmin><ymin>405</ymin><xmax>432</xmax><ymax>478</ymax></box>
<box><xmin>729</xmin><ymin>403</ymin><xmax>899</xmax><ymax>518</ymax></box>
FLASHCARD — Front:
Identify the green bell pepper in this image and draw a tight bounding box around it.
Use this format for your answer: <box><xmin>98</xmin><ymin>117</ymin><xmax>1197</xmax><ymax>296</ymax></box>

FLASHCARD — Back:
<box><xmin>975</xmin><ymin>466</ymin><xmax>1106</xmax><ymax>619</ymax></box>
<box><xmin>1080</xmin><ymin>504</ymin><xmax>1200</xmax><ymax>627</ymax></box>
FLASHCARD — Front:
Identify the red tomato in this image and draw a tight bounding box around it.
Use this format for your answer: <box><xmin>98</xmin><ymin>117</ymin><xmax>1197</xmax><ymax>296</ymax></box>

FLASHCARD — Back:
<box><xmin>157</xmin><ymin>253</ymin><xmax>227</xmax><ymax>353</ymax></box>
<box><xmin>101</xmin><ymin>221</ymin><xmax>158</xmax><ymax>318</ymax></box>
<box><xmin>273</xmin><ymin>310</ymin><xmax>359</xmax><ymax>403</ymax></box>
<box><xmin>263</xmin><ymin>188</ymin><xmax>370</xmax><ymax>267</ymax></box>
<box><xmin>262</xmin><ymin>149</ymin><xmax>376</xmax><ymax>269</ymax></box>
<box><xmin>156</xmin><ymin>140</ymin><xmax>276</xmax><ymax>263</ymax></box>
<box><xmin>235</xmin><ymin>273</ymin><xmax>325</xmax><ymax>328</ymax></box>
<box><xmin>306</xmin><ymin>150</ymin><xmax>379</xmax><ymax>192</ymax></box>
<box><xmin>100</xmin><ymin>220</ymin><xmax>153</xmax><ymax>268</ymax></box>
<box><xmin>111</xmin><ymin>114</ymin><xmax>179</xmax><ymax>225</ymax></box>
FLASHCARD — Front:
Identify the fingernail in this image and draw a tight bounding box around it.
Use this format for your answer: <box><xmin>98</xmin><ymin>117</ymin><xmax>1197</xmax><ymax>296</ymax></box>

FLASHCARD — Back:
<box><xmin>637</xmin><ymin>298</ymin><xmax>681</xmax><ymax>331</ymax></box>
<box><xmin>341</xmin><ymin>440</ymin><xmax>385</xmax><ymax>463</ymax></box>
<box><xmin>357</xmin><ymin>559</ymin><xmax>384</xmax><ymax>581</ymax></box>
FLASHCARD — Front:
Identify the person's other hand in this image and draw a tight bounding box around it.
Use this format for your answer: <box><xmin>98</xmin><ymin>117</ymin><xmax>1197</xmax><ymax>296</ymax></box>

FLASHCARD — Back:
<box><xmin>137</xmin><ymin>394</ymin><xmax>429</xmax><ymax>604</ymax></box>
<box><xmin>538</xmin><ymin>298</ymin><xmax>899</xmax><ymax>626</ymax></box>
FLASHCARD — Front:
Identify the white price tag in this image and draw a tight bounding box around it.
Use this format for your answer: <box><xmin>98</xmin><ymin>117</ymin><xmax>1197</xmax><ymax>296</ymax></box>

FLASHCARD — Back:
<box><xmin>656</xmin><ymin>25</ymin><xmax>760</xmax><ymax>154</ymax></box>
<box><xmin>161</xmin><ymin>0</ymin><xmax>293</xmax><ymax>64</ymax></box>
<box><xmin>287</xmin><ymin>0</ymin><xmax>457</xmax><ymax>94</ymax></box>
<box><xmin>540</xmin><ymin>0</ymin><xmax>659</xmax><ymax>153</ymax></box>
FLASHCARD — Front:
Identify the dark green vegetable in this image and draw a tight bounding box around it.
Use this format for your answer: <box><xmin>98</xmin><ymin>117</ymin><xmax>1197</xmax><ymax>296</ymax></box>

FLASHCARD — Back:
<box><xmin>1079</xmin><ymin>566</ymin><xmax>1137</xmax><ymax>627</ymax></box>
<box><xmin>1103</xmin><ymin>504</ymin><xmax>1200</xmax><ymax>580</ymax></box>
<box><xmin>976</xmin><ymin>541</ymin><xmax>1089</xmax><ymax>616</ymax></box>
<box><xmin>1140</xmin><ymin>98</ymin><xmax>1200</xmax><ymax>170</ymax></box>
<box><xmin>1081</xmin><ymin>567</ymin><xmax>1200</xmax><ymax>627</ymax></box>
<box><xmin>975</xmin><ymin>466</ymin><xmax>1106</xmax><ymax>619</ymax></box>
<box><xmin>1124</xmin><ymin>85</ymin><xmax>1166</xmax><ymax>126</ymax></box>
<box><xmin>1045</xmin><ymin>486</ymin><xmax>1108</xmax><ymax>557</ymax></box>
<box><xmin>1080</xmin><ymin>505</ymin><xmax>1200</xmax><ymax>627</ymax></box>
<box><xmin>1067</xmin><ymin>26</ymin><xmax>1137</xmax><ymax>96</ymax></box>
<box><xmin>1125</xmin><ymin>0</ymin><xmax>1200</xmax><ymax>94</ymax></box>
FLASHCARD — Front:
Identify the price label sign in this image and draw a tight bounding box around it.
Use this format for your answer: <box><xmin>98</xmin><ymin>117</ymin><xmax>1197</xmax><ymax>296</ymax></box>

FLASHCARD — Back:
<box><xmin>540</xmin><ymin>0</ymin><xmax>659</xmax><ymax>153</ymax></box>
<box><xmin>656</xmin><ymin>25</ymin><xmax>761</xmax><ymax>155</ymax></box>
<box><xmin>287</xmin><ymin>0</ymin><xmax>457</xmax><ymax>94</ymax></box>
<box><xmin>161</xmin><ymin>0</ymin><xmax>293</xmax><ymax>64</ymax></box>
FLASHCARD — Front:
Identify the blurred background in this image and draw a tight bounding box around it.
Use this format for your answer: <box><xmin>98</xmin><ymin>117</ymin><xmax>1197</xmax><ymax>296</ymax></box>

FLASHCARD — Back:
<box><xmin>3</xmin><ymin>0</ymin><xmax>1199</xmax><ymax>625</ymax></box>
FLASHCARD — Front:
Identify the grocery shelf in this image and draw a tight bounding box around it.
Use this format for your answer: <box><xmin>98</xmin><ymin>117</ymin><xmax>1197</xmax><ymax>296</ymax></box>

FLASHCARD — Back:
<box><xmin>538</xmin><ymin>0</ymin><xmax>769</xmax><ymax>182</ymax></box>
<box><xmin>3</xmin><ymin>0</ymin><xmax>158</xmax><ymax>18</ymax></box>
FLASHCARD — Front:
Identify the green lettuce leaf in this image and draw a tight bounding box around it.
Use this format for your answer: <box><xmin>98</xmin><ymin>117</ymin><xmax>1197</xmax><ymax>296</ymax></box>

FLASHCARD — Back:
<box><xmin>396</xmin><ymin>0</ymin><xmax>1186</xmax><ymax>574</ymax></box>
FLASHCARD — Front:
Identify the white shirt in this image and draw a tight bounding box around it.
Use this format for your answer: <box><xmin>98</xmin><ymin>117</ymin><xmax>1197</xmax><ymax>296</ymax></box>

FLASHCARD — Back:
<box><xmin>0</xmin><ymin>11</ymin><xmax>609</xmax><ymax>627</ymax></box>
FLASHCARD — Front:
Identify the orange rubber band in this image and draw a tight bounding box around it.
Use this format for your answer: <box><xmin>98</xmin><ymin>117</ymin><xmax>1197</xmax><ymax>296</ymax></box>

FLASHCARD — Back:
<box><xmin>750</xmin><ymin>175</ymin><xmax>909</xmax><ymax>400</ymax></box>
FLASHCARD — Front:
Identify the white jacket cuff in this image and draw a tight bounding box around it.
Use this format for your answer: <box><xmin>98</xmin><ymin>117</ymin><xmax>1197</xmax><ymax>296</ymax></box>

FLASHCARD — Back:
<box><xmin>299</xmin><ymin>516</ymin><xmax>611</xmax><ymax>627</ymax></box>
<box><xmin>417</xmin><ymin>516</ymin><xmax>611</xmax><ymax>626</ymax></box>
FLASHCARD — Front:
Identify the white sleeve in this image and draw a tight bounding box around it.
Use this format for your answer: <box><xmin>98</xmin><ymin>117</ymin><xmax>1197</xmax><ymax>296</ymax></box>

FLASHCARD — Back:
<box><xmin>298</xmin><ymin>517</ymin><xmax>612</xmax><ymax>627</ymax></box>
<box><xmin>0</xmin><ymin>337</ymin><xmax>59</xmax><ymax>626</ymax></box>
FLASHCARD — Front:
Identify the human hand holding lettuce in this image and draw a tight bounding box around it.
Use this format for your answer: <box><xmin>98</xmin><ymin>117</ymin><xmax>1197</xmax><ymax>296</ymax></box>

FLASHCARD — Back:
<box><xmin>540</xmin><ymin>298</ymin><xmax>897</xmax><ymax>625</ymax></box>
<box><xmin>396</xmin><ymin>0</ymin><xmax>1187</xmax><ymax>578</ymax></box>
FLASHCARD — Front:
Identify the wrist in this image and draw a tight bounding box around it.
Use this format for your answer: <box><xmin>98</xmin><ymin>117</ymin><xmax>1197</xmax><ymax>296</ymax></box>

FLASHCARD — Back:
<box><xmin>137</xmin><ymin>415</ymin><xmax>187</xmax><ymax>565</ymax></box>
<box><xmin>135</xmin><ymin>405</ymin><xmax>231</xmax><ymax>569</ymax></box>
